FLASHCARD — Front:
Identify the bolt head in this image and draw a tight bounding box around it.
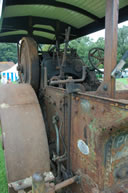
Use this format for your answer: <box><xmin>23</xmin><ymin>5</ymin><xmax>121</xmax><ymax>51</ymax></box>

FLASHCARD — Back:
<box><xmin>103</xmin><ymin>84</ymin><xmax>108</xmax><ymax>91</ymax></box>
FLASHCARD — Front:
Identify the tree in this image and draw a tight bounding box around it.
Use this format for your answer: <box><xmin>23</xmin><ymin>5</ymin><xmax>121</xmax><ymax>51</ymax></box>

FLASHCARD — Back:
<box><xmin>0</xmin><ymin>25</ymin><xmax>127</xmax><ymax>66</ymax></box>
<box><xmin>70</xmin><ymin>25</ymin><xmax>128</xmax><ymax>68</ymax></box>
<box><xmin>0</xmin><ymin>43</ymin><xmax>17</xmax><ymax>63</ymax></box>
<box><xmin>117</xmin><ymin>25</ymin><xmax>128</xmax><ymax>65</ymax></box>
<box><xmin>70</xmin><ymin>36</ymin><xmax>95</xmax><ymax>67</ymax></box>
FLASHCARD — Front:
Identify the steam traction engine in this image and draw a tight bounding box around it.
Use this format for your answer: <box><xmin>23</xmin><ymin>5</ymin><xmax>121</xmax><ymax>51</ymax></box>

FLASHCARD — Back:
<box><xmin>0</xmin><ymin>0</ymin><xmax>128</xmax><ymax>193</ymax></box>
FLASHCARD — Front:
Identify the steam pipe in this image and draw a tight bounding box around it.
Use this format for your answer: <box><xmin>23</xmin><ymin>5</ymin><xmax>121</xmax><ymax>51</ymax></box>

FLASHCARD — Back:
<box><xmin>50</xmin><ymin>66</ymin><xmax>86</xmax><ymax>85</ymax></box>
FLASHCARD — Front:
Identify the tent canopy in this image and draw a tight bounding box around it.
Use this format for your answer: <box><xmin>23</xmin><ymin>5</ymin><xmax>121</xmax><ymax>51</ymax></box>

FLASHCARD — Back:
<box><xmin>0</xmin><ymin>0</ymin><xmax>128</xmax><ymax>44</ymax></box>
<box><xmin>0</xmin><ymin>61</ymin><xmax>15</xmax><ymax>72</ymax></box>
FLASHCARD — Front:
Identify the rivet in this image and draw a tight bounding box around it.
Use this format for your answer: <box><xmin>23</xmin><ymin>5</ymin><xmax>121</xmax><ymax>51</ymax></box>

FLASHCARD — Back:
<box><xmin>103</xmin><ymin>84</ymin><xmax>108</xmax><ymax>91</ymax></box>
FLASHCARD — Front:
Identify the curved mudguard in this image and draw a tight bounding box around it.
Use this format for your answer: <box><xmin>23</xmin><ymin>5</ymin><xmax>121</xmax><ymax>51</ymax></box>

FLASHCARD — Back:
<box><xmin>0</xmin><ymin>84</ymin><xmax>50</xmax><ymax>183</ymax></box>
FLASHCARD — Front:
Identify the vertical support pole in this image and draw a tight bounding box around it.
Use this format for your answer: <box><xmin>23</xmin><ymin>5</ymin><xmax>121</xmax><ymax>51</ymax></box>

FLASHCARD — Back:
<box><xmin>28</xmin><ymin>16</ymin><xmax>33</xmax><ymax>36</ymax></box>
<box><xmin>66</xmin><ymin>82</ymin><xmax>73</xmax><ymax>176</ymax></box>
<box><xmin>44</xmin><ymin>67</ymin><xmax>48</xmax><ymax>88</ymax></box>
<box><xmin>104</xmin><ymin>0</ymin><xmax>119</xmax><ymax>98</ymax></box>
<box><xmin>17</xmin><ymin>43</ymin><xmax>20</xmax><ymax>64</ymax></box>
<box><xmin>67</xmin><ymin>93</ymin><xmax>72</xmax><ymax>174</ymax></box>
<box><xmin>32</xmin><ymin>173</ymin><xmax>46</xmax><ymax>193</ymax></box>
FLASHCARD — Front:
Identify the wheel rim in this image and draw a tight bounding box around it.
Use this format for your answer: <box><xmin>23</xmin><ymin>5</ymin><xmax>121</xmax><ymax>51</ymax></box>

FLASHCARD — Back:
<box><xmin>88</xmin><ymin>47</ymin><xmax>104</xmax><ymax>73</ymax></box>
<box><xmin>18</xmin><ymin>37</ymin><xmax>40</xmax><ymax>91</ymax></box>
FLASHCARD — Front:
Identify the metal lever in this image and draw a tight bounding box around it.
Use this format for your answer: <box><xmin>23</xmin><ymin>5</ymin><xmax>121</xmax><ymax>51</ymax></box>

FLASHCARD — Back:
<box><xmin>111</xmin><ymin>51</ymin><xmax>128</xmax><ymax>78</ymax></box>
<box><xmin>60</xmin><ymin>27</ymin><xmax>71</xmax><ymax>78</ymax></box>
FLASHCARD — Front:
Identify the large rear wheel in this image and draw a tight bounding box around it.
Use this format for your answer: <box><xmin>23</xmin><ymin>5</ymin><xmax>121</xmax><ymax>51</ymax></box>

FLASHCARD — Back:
<box><xmin>0</xmin><ymin>84</ymin><xmax>50</xmax><ymax>193</ymax></box>
<box><xmin>18</xmin><ymin>37</ymin><xmax>40</xmax><ymax>92</ymax></box>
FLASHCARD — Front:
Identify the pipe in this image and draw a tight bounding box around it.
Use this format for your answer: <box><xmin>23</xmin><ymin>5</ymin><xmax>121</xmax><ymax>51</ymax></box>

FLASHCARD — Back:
<box><xmin>52</xmin><ymin>116</ymin><xmax>61</xmax><ymax>179</ymax></box>
<box><xmin>55</xmin><ymin>176</ymin><xmax>78</xmax><ymax>191</ymax></box>
<box><xmin>50</xmin><ymin>66</ymin><xmax>86</xmax><ymax>85</ymax></box>
<box><xmin>52</xmin><ymin>116</ymin><xmax>60</xmax><ymax>156</ymax></box>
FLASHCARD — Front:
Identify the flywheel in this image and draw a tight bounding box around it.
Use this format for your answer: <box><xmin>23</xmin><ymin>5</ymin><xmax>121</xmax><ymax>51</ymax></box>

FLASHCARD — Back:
<box><xmin>18</xmin><ymin>37</ymin><xmax>40</xmax><ymax>92</ymax></box>
<box><xmin>0</xmin><ymin>84</ymin><xmax>50</xmax><ymax>193</ymax></box>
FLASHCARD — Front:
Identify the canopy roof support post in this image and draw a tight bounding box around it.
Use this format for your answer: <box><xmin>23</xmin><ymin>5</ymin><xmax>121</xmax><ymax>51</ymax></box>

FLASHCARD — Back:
<box><xmin>103</xmin><ymin>0</ymin><xmax>119</xmax><ymax>98</ymax></box>
<box><xmin>96</xmin><ymin>0</ymin><xmax>119</xmax><ymax>98</ymax></box>
<box><xmin>28</xmin><ymin>16</ymin><xmax>33</xmax><ymax>36</ymax></box>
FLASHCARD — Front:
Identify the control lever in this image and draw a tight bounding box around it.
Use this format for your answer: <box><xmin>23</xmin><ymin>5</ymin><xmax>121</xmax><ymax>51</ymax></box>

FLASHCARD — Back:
<box><xmin>60</xmin><ymin>27</ymin><xmax>71</xmax><ymax>79</ymax></box>
<box><xmin>111</xmin><ymin>51</ymin><xmax>128</xmax><ymax>78</ymax></box>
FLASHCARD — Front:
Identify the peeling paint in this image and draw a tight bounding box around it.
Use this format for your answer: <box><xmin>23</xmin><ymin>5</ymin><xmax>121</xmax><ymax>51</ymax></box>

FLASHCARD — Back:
<box><xmin>89</xmin><ymin>119</ymin><xmax>97</xmax><ymax>132</ymax></box>
<box><xmin>81</xmin><ymin>99</ymin><xmax>90</xmax><ymax>113</ymax></box>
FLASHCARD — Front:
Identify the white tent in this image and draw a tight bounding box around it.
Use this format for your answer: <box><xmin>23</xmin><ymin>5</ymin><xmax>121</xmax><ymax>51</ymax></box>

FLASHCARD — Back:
<box><xmin>1</xmin><ymin>63</ymin><xmax>19</xmax><ymax>83</ymax></box>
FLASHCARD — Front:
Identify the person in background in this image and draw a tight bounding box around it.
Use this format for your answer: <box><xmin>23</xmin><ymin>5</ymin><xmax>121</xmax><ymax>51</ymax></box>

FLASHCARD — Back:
<box><xmin>2</xmin><ymin>75</ymin><xmax>7</xmax><ymax>84</ymax></box>
<box><xmin>7</xmin><ymin>77</ymin><xmax>12</xmax><ymax>84</ymax></box>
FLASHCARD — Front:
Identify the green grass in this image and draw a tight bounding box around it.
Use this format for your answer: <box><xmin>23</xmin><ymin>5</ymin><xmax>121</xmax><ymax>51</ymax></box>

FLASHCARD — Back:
<box><xmin>0</xmin><ymin>128</ymin><xmax>8</xmax><ymax>193</ymax></box>
<box><xmin>116</xmin><ymin>78</ymin><xmax>128</xmax><ymax>90</ymax></box>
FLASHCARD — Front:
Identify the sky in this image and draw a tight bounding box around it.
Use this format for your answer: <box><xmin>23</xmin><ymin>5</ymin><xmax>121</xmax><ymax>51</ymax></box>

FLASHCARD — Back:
<box><xmin>88</xmin><ymin>20</ymin><xmax>128</xmax><ymax>41</ymax></box>
<box><xmin>0</xmin><ymin>1</ymin><xmax>127</xmax><ymax>41</ymax></box>
<box><xmin>0</xmin><ymin>0</ymin><xmax>2</xmax><ymax>15</ymax></box>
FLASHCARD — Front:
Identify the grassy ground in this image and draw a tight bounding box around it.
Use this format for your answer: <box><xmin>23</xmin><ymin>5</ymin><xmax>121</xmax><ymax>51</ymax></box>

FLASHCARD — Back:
<box><xmin>116</xmin><ymin>78</ymin><xmax>128</xmax><ymax>90</ymax></box>
<box><xmin>0</xmin><ymin>128</ymin><xmax>8</xmax><ymax>193</ymax></box>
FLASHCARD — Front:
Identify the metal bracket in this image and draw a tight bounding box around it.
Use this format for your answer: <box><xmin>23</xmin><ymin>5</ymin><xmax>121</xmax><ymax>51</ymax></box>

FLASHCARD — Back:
<box><xmin>66</xmin><ymin>82</ymin><xmax>82</xmax><ymax>94</ymax></box>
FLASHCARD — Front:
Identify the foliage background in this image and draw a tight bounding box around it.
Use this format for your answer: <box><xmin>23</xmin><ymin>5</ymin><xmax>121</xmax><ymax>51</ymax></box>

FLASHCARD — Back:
<box><xmin>0</xmin><ymin>26</ymin><xmax>127</xmax><ymax>66</ymax></box>
<box><xmin>69</xmin><ymin>25</ymin><xmax>128</xmax><ymax>68</ymax></box>
<box><xmin>0</xmin><ymin>43</ymin><xmax>17</xmax><ymax>63</ymax></box>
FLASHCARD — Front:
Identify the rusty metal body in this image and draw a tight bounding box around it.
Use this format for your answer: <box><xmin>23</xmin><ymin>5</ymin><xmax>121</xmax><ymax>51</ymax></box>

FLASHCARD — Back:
<box><xmin>0</xmin><ymin>84</ymin><xmax>50</xmax><ymax>184</ymax></box>
<box><xmin>43</xmin><ymin>86</ymin><xmax>128</xmax><ymax>192</ymax></box>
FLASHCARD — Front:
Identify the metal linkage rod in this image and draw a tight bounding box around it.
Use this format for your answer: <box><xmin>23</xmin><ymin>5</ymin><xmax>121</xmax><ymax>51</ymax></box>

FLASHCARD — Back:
<box><xmin>55</xmin><ymin>176</ymin><xmax>79</xmax><ymax>191</ymax></box>
<box><xmin>32</xmin><ymin>174</ymin><xmax>79</xmax><ymax>193</ymax></box>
